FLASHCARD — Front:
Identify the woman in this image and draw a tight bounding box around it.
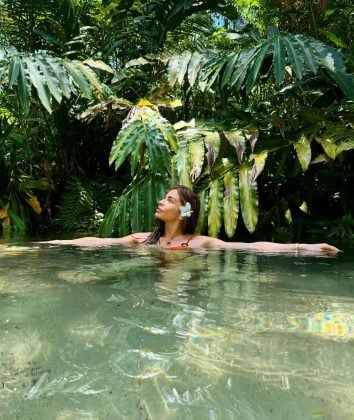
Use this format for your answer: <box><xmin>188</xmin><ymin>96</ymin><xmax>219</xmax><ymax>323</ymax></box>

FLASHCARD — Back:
<box><xmin>45</xmin><ymin>185</ymin><xmax>340</xmax><ymax>253</ymax></box>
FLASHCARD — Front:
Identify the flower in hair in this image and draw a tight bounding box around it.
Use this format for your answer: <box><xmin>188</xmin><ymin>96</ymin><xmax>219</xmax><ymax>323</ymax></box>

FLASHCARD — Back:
<box><xmin>180</xmin><ymin>202</ymin><xmax>193</xmax><ymax>218</ymax></box>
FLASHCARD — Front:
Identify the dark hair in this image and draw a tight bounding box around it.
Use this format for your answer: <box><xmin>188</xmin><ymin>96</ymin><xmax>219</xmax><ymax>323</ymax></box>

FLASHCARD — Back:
<box><xmin>143</xmin><ymin>185</ymin><xmax>200</xmax><ymax>244</ymax></box>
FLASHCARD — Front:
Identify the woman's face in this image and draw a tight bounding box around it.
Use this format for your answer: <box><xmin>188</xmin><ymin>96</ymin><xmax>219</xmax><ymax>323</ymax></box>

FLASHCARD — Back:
<box><xmin>155</xmin><ymin>189</ymin><xmax>182</xmax><ymax>222</ymax></box>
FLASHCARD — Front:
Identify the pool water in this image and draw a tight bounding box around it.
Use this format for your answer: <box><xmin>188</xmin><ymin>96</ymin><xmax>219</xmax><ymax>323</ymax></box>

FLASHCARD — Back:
<box><xmin>0</xmin><ymin>241</ymin><xmax>353</xmax><ymax>419</ymax></box>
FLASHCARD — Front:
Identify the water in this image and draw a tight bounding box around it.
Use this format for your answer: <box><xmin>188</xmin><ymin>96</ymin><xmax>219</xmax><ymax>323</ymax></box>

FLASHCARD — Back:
<box><xmin>0</xmin><ymin>240</ymin><xmax>353</xmax><ymax>419</ymax></box>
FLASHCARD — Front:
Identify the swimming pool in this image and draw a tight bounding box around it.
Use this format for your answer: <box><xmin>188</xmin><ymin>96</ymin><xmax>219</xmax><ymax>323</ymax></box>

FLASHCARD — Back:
<box><xmin>1</xmin><ymin>241</ymin><xmax>353</xmax><ymax>419</ymax></box>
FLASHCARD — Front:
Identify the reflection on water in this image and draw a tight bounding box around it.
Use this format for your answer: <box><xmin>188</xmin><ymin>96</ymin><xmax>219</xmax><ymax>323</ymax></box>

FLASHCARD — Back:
<box><xmin>0</xmin><ymin>241</ymin><xmax>354</xmax><ymax>419</ymax></box>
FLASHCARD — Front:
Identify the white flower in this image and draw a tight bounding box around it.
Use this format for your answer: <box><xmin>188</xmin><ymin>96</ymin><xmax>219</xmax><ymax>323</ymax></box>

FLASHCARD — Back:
<box><xmin>180</xmin><ymin>202</ymin><xmax>193</xmax><ymax>218</ymax></box>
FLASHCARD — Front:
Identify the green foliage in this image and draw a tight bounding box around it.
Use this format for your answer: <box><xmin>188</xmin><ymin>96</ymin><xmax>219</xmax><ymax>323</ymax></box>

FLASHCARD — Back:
<box><xmin>109</xmin><ymin>105</ymin><xmax>178</xmax><ymax>176</ymax></box>
<box><xmin>56</xmin><ymin>177</ymin><xmax>120</xmax><ymax>231</ymax></box>
<box><xmin>99</xmin><ymin>173</ymin><xmax>169</xmax><ymax>237</ymax></box>
<box><xmin>167</xmin><ymin>35</ymin><xmax>354</xmax><ymax>99</ymax></box>
<box><xmin>0</xmin><ymin>0</ymin><xmax>353</xmax><ymax>243</ymax></box>
<box><xmin>0</xmin><ymin>50</ymin><xmax>108</xmax><ymax>114</ymax></box>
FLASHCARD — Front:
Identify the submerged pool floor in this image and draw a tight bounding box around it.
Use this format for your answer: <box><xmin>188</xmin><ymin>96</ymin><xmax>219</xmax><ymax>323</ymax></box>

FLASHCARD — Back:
<box><xmin>1</xmin><ymin>242</ymin><xmax>353</xmax><ymax>419</ymax></box>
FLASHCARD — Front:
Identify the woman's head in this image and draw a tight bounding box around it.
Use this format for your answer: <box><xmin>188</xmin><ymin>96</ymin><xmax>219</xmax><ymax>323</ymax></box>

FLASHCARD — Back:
<box><xmin>172</xmin><ymin>185</ymin><xmax>200</xmax><ymax>234</ymax></box>
<box><xmin>144</xmin><ymin>185</ymin><xmax>200</xmax><ymax>244</ymax></box>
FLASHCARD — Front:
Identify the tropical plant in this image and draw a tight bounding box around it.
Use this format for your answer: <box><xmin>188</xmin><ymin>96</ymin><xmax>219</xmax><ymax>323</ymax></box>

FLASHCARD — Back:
<box><xmin>97</xmin><ymin>26</ymin><xmax>354</xmax><ymax>239</ymax></box>
<box><xmin>0</xmin><ymin>0</ymin><xmax>353</xmax><ymax>242</ymax></box>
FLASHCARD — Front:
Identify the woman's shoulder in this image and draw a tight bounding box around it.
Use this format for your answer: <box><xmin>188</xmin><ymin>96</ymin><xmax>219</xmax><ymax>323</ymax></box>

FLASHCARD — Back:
<box><xmin>131</xmin><ymin>232</ymin><xmax>151</xmax><ymax>243</ymax></box>
<box><xmin>189</xmin><ymin>235</ymin><xmax>225</xmax><ymax>248</ymax></box>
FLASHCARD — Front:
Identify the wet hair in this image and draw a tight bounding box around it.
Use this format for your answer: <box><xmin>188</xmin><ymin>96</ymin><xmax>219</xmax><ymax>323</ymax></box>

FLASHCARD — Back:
<box><xmin>143</xmin><ymin>185</ymin><xmax>200</xmax><ymax>245</ymax></box>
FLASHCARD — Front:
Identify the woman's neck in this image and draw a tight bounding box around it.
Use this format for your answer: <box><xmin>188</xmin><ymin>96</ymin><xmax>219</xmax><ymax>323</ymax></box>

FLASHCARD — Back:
<box><xmin>164</xmin><ymin>222</ymin><xmax>184</xmax><ymax>239</ymax></box>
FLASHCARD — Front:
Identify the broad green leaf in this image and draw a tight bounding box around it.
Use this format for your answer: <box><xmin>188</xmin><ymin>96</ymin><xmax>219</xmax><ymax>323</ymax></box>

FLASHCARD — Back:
<box><xmin>118</xmin><ymin>195</ymin><xmax>130</xmax><ymax>237</ymax></box>
<box><xmin>244</xmin><ymin>128</ymin><xmax>259</xmax><ymax>153</ymax></box>
<box><xmin>144</xmin><ymin>119</ymin><xmax>172</xmax><ymax>175</ymax></box>
<box><xmin>84</xmin><ymin>59</ymin><xmax>114</xmax><ymax>73</ymax></box>
<box><xmin>76</xmin><ymin>61</ymin><xmax>104</xmax><ymax>98</ymax></box>
<box><xmin>208</xmin><ymin>179</ymin><xmax>222</xmax><ymax>237</ymax></box>
<box><xmin>294</xmin><ymin>35</ymin><xmax>318</xmax><ymax>74</ymax></box>
<box><xmin>99</xmin><ymin>200</ymin><xmax>120</xmax><ymax>237</ymax></box>
<box><xmin>203</xmin><ymin>56</ymin><xmax>226</xmax><ymax>90</ymax></box>
<box><xmin>25</xmin><ymin>194</ymin><xmax>42</xmax><ymax>215</ymax></box>
<box><xmin>249</xmin><ymin>150</ymin><xmax>268</xmax><ymax>182</ymax></box>
<box><xmin>311</xmin><ymin>153</ymin><xmax>331</xmax><ymax>164</ymax></box>
<box><xmin>176</xmin><ymin>137</ymin><xmax>192</xmax><ymax>187</ymax></box>
<box><xmin>204</xmin><ymin>131</ymin><xmax>220</xmax><ymax>171</ymax></box>
<box><xmin>230</xmin><ymin>48</ymin><xmax>259</xmax><ymax>90</ymax></box>
<box><xmin>36</xmin><ymin>55</ymin><xmax>62</xmax><ymax>104</ymax></box>
<box><xmin>125</xmin><ymin>57</ymin><xmax>150</xmax><ymax>68</ymax></box>
<box><xmin>142</xmin><ymin>107</ymin><xmax>178</xmax><ymax>153</ymax></box>
<box><xmin>239</xmin><ymin>162</ymin><xmax>258</xmax><ymax>233</ymax></box>
<box><xmin>62</xmin><ymin>60</ymin><xmax>92</xmax><ymax>98</ymax></box>
<box><xmin>223</xmin><ymin>129</ymin><xmax>245</xmax><ymax>164</ymax></box>
<box><xmin>273</xmin><ymin>35</ymin><xmax>285</xmax><ymax>87</ymax></box>
<box><xmin>18</xmin><ymin>60</ymin><xmax>30</xmax><ymax>113</ymax></box>
<box><xmin>24</xmin><ymin>57</ymin><xmax>52</xmax><ymax>113</ymax></box>
<box><xmin>80</xmin><ymin>97</ymin><xmax>132</xmax><ymax>121</ymax></box>
<box><xmin>178</xmin><ymin>51</ymin><xmax>192</xmax><ymax>85</ymax></box>
<box><xmin>293</xmin><ymin>135</ymin><xmax>311</xmax><ymax>172</ymax></box>
<box><xmin>19</xmin><ymin>178</ymin><xmax>52</xmax><ymax>190</ymax></box>
<box><xmin>282</xmin><ymin>35</ymin><xmax>304</xmax><ymax>79</ymax></box>
<box><xmin>155</xmin><ymin>175</ymin><xmax>169</xmax><ymax>205</ymax></box>
<box><xmin>221</xmin><ymin>52</ymin><xmax>239</xmax><ymax>88</ymax></box>
<box><xmin>223</xmin><ymin>170</ymin><xmax>239</xmax><ymax>238</ymax></box>
<box><xmin>170</xmin><ymin>155</ymin><xmax>178</xmax><ymax>186</ymax></box>
<box><xmin>311</xmin><ymin>38</ymin><xmax>349</xmax><ymax>80</ymax></box>
<box><xmin>168</xmin><ymin>53</ymin><xmax>180</xmax><ymax>86</ymax></box>
<box><xmin>246</xmin><ymin>39</ymin><xmax>272</xmax><ymax>95</ymax></box>
<box><xmin>144</xmin><ymin>177</ymin><xmax>157</xmax><ymax>231</ymax></box>
<box><xmin>196</xmin><ymin>190</ymin><xmax>206</xmax><ymax>234</ymax></box>
<box><xmin>46</xmin><ymin>57</ymin><xmax>71</xmax><ymax>99</ymax></box>
<box><xmin>109</xmin><ymin>119</ymin><xmax>143</xmax><ymax>170</ymax></box>
<box><xmin>322</xmin><ymin>31</ymin><xmax>346</xmax><ymax>49</ymax></box>
<box><xmin>8</xmin><ymin>56</ymin><xmax>20</xmax><ymax>88</ymax></box>
<box><xmin>131</xmin><ymin>185</ymin><xmax>145</xmax><ymax>232</ymax></box>
<box><xmin>130</xmin><ymin>136</ymin><xmax>144</xmax><ymax>176</ymax></box>
<box><xmin>315</xmin><ymin>137</ymin><xmax>337</xmax><ymax>159</ymax></box>
<box><xmin>190</xmin><ymin>137</ymin><xmax>205</xmax><ymax>181</ymax></box>
<box><xmin>8</xmin><ymin>208</ymin><xmax>27</xmax><ymax>232</ymax></box>
<box><xmin>187</xmin><ymin>52</ymin><xmax>202</xmax><ymax>87</ymax></box>
<box><xmin>336</xmin><ymin>140</ymin><xmax>354</xmax><ymax>155</ymax></box>
<box><xmin>327</xmin><ymin>71</ymin><xmax>354</xmax><ymax>101</ymax></box>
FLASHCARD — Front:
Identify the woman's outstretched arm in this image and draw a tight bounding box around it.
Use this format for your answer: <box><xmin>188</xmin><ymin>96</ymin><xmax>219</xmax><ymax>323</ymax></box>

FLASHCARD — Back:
<box><xmin>39</xmin><ymin>233</ymin><xmax>150</xmax><ymax>247</ymax></box>
<box><xmin>201</xmin><ymin>237</ymin><xmax>340</xmax><ymax>253</ymax></box>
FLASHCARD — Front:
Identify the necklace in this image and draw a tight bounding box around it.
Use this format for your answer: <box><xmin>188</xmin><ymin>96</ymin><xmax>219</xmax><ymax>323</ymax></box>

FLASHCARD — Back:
<box><xmin>163</xmin><ymin>235</ymin><xmax>182</xmax><ymax>245</ymax></box>
<box><xmin>166</xmin><ymin>237</ymin><xmax>174</xmax><ymax>245</ymax></box>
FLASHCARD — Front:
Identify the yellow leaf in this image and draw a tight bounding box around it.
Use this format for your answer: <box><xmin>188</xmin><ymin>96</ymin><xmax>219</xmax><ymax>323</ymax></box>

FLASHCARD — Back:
<box><xmin>26</xmin><ymin>196</ymin><xmax>42</xmax><ymax>214</ymax></box>
<box><xmin>0</xmin><ymin>203</ymin><xmax>9</xmax><ymax>219</ymax></box>
<box><xmin>137</xmin><ymin>99</ymin><xmax>158</xmax><ymax>110</ymax></box>
<box><xmin>0</xmin><ymin>203</ymin><xmax>10</xmax><ymax>227</ymax></box>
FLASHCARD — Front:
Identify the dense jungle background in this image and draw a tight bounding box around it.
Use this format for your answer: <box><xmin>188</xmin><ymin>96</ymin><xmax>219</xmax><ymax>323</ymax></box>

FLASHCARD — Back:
<box><xmin>0</xmin><ymin>0</ymin><xmax>353</xmax><ymax>243</ymax></box>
